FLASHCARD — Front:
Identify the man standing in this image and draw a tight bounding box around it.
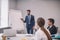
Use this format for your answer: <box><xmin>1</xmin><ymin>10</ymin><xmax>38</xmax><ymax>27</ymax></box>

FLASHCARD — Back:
<box><xmin>21</xmin><ymin>10</ymin><xmax>35</xmax><ymax>34</ymax></box>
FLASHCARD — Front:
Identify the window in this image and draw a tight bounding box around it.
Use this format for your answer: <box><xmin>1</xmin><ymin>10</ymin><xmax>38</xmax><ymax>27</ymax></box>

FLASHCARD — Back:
<box><xmin>0</xmin><ymin>0</ymin><xmax>8</xmax><ymax>28</ymax></box>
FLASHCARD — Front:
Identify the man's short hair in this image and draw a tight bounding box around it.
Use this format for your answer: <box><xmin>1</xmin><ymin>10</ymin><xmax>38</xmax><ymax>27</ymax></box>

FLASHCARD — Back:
<box><xmin>27</xmin><ymin>10</ymin><xmax>31</xmax><ymax>12</ymax></box>
<box><xmin>48</xmin><ymin>18</ymin><xmax>55</xmax><ymax>24</ymax></box>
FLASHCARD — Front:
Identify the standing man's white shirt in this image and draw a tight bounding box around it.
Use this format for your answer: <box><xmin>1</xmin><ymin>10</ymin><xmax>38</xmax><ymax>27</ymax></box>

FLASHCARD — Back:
<box><xmin>27</xmin><ymin>15</ymin><xmax>31</xmax><ymax>24</ymax></box>
<box><xmin>35</xmin><ymin>28</ymin><xmax>50</xmax><ymax>40</ymax></box>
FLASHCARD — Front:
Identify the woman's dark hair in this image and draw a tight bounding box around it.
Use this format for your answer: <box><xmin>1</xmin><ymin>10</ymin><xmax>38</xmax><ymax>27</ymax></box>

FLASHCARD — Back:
<box><xmin>37</xmin><ymin>17</ymin><xmax>45</xmax><ymax>27</ymax></box>
<box><xmin>48</xmin><ymin>18</ymin><xmax>55</xmax><ymax>24</ymax></box>
<box><xmin>37</xmin><ymin>17</ymin><xmax>52</xmax><ymax>40</ymax></box>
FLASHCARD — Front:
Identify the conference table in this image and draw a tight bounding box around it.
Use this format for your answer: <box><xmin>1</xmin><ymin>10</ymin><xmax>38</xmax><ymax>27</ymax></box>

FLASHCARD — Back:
<box><xmin>0</xmin><ymin>33</ymin><xmax>60</xmax><ymax>40</ymax></box>
<box><xmin>0</xmin><ymin>34</ymin><xmax>35</xmax><ymax>40</ymax></box>
<box><xmin>8</xmin><ymin>34</ymin><xmax>35</xmax><ymax>40</ymax></box>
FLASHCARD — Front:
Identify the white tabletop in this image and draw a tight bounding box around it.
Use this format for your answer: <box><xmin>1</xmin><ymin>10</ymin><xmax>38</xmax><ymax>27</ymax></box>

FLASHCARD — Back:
<box><xmin>0</xmin><ymin>34</ymin><xmax>35</xmax><ymax>40</ymax></box>
<box><xmin>7</xmin><ymin>34</ymin><xmax>35</xmax><ymax>40</ymax></box>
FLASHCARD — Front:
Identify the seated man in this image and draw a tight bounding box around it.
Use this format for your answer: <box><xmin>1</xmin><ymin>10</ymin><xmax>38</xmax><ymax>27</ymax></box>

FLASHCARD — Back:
<box><xmin>47</xmin><ymin>18</ymin><xmax>57</xmax><ymax>35</ymax></box>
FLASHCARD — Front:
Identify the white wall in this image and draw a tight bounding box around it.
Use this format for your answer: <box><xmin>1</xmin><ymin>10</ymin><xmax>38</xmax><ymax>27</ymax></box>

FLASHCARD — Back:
<box><xmin>16</xmin><ymin>0</ymin><xmax>60</xmax><ymax>28</ymax></box>
<box><xmin>9</xmin><ymin>0</ymin><xmax>17</xmax><ymax>9</ymax></box>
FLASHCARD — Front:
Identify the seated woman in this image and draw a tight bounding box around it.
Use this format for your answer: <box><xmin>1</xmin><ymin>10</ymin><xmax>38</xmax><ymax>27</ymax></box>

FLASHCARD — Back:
<box><xmin>35</xmin><ymin>17</ymin><xmax>52</xmax><ymax>40</ymax></box>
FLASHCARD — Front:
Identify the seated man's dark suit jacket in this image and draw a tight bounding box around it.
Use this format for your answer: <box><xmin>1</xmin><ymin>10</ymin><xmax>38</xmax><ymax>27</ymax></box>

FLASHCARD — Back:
<box><xmin>47</xmin><ymin>25</ymin><xmax>57</xmax><ymax>34</ymax></box>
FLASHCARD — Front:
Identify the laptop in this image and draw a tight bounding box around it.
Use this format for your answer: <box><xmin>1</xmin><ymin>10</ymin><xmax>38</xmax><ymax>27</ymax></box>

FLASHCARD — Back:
<box><xmin>3</xmin><ymin>29</ymin><xmax>16</xmax><ymax>37</ymax></box>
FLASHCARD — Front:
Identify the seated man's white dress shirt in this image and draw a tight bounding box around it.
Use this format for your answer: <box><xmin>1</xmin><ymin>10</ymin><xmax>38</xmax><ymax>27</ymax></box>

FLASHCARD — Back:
<box><xmin>35</xmin><ymin>27</ymin><xmax>50</xmax><ymax>40</ymax></box>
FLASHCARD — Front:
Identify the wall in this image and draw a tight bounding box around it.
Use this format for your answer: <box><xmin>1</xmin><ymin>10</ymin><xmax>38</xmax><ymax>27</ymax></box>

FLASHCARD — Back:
<box><xmin>9</xmin><ymin>0</ymin><xmax>17</xmax><ymax>9</ymax></box>
<box><xmin>16</xmin><ymin>0</ymin><xmax>60</xmax><ymax>28</ymax></box>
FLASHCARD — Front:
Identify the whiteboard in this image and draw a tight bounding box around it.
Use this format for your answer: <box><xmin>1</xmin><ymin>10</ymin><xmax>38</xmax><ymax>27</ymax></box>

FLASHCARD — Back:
<box><xmin>9</xmin><ymin>9</ymin><xmax>24</xmax><ymax>30</ymax></box>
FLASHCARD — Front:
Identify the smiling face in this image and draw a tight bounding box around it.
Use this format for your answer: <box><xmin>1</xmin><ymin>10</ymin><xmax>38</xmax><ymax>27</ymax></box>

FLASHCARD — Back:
<box><xmin>47</xmin><ymin>18</ymin><xmax>55</xmax><ymax>26</ymax></box>
<box><xmin>48</xmin><ymin>20</ymin><xmax>52</xmax><ymax>26</ymax></box>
